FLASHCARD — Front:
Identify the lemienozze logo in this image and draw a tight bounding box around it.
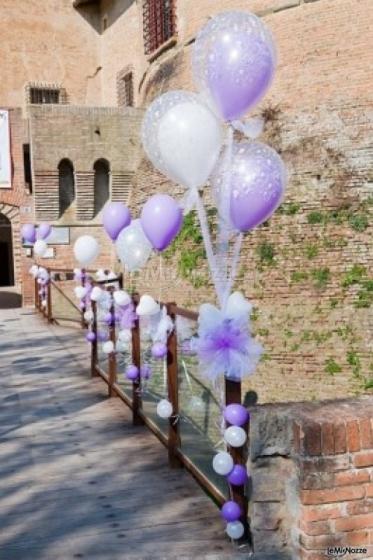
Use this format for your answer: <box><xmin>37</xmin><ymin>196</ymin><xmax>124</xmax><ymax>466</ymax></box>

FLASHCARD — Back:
<box><xmin>327</xmin><ymin>546</ymin><xmax>368</xmax><ymax>558</ymax></box>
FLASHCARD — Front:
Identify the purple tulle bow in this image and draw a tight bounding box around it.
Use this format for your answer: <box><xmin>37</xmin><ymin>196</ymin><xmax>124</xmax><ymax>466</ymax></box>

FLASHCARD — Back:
<box><xmin>195</xmin><ymin>304</ymin><xmax>262</xmax><ymax>382</ymax></box>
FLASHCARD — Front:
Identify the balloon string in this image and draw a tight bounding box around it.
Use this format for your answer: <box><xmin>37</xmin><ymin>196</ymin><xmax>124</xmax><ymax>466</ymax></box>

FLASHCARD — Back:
<box><xmin>223</xmin><ymin>232</ymin><xmax>243</xmax><ymax>310</ymax></box>
<box><xmin>217</xmin><ymin>126</ymin><xmax>234</xmax><ymax>289</ymax></box>
<box><xmin>194</xmin><ymin>190</ymin><xmax>224</xmax><ymax>307</ymax></box>
<box><xmin>158</xmin><ymin>252</ymin><xmax>162</xmax><ymax>303</ymax></box>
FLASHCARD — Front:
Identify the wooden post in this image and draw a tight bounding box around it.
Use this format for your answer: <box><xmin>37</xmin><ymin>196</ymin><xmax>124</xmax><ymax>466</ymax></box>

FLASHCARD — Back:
<box><xmin>225</xmin><ymin>378</ymin><xmax>250</xmax><ymax>542</ymax></box>
<box><xmin>108</xmin><ymin>289</ymin><xmax>118</xmax><ymax>397</ymax></box>
<box><xmin>47</xmin><ymin>269</ymin><xmax>52</xmax><ymax>323</ymax></box>
<box><xmin>131</xmin><ymin>294</ymin><xmax>143</xmax><ymax>425</ymax></box>
<box><xmin>34</xmin><ymin>277</ymin><xmax>39</xmax><ymax>310</ymax></box>
<box><xmin>91</xmin><ymin>299</ymin><xmax>98</xmax><ymax>377</ymax></box>
<box><xmin>166</xmin><ymin>303</ymin><xmax>182</xmax><ymax>468</ymax></box>
<box><xmin>80</xmin><ymin>268</ymin><xmax>86</xmax><ymax>329</ymax></box>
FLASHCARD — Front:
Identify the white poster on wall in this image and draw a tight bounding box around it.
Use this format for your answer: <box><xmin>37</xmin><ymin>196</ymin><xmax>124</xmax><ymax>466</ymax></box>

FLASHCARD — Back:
<box><xmin>0</xmin><ymin>110</ymin><xmax>11</xmax><ymax>189</ymax></box>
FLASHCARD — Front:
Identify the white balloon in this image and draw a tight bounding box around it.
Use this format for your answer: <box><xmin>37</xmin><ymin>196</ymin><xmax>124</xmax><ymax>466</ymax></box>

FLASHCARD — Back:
<box><xmin>157</xmin><ymin>101</ymin><xmax>223</xmax><ymax>190</ymax></box>
<box><xmin>136</xmin><ymin>294</ymin><xmax>160</xmax><ymax>317</ymax></box>
<box><xmin>224</xmin><ymin>426</ymin><xmax>247</xmax><ymax>448</ymax></box>
<box><xmin>38</xmin><ymin>269</ymin><xmax>50</xmax><ymax>283</ymax></box>
<box><xmin>41</xmin><ymin>299</ymin><xmax>47</xmax><ymax>308</ymax></box>
<box><xmin>90</xmin><ymin>286</ymin><xmax>104</xmax><ymax>302</ymax></box>
<box><xmin>29</xmin><ymin>265</ymin><xmax>39</xmax><ymax>277</ymax></box>
<box><xmin>102</xmin><ymin>341</ymin><xmax>114</xmax><ymax>354</ymax></box>
<box><xmin>74</xmin><ymin>235</ymin><xmax>100</xmax><ymax>266</ymax></box>
<box><xmin>74</xmin><ymin>286</ymin><xmax>88</xmax><ymax>300</ymax></box>
<box><xmin>115</xmin><ymin>220</ymin><xmax>152</xmax><ymax>272</ymax></box>
<box><xmin>156</xmin><ymin>399</ymin><xmax>173</xmax><ymax>419</ymax></box>
<box><xmin>96</xmin><ymin>269</ymin><xmax>107</xmax><ymax>281</ymax></box>
<box><xmin>84</xmin><ymin>310</ymin><xmax>93</xmax><ymax>322</ymax></box>
<box><xmin>34</xmin><ymin>240</ymin><xmax>48</xmax><ymax>257</ymax></box>
<box><xmin>226</xmin><ymin>521</ymin><xmax>245</xmax><ymax>540</ymax></box>
<box><xmin>118</xmin><ymin>329</ymin><xmax>132</xmax><ymax>343</ymax></box>
<box><xmin>142</xmin><ymin>90</ymin><xmax>223</xmax><ymax>190</ymax></box>
<box><xmin>114</xmin><ymin>290</ymin><xmax>131</xmax><ymax>307</ymax></box>
<box><xmin>212</xmin><ymin>452</ymin><xmax>234</xmax><ymax>476</ymax></box>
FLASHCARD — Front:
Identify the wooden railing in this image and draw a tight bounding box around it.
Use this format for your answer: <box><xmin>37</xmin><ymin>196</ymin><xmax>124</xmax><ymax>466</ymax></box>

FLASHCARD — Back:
<box><xmin>35</xmin><ymin>268</ymin><xmax>250</xmax><ymax>540</ymax></box>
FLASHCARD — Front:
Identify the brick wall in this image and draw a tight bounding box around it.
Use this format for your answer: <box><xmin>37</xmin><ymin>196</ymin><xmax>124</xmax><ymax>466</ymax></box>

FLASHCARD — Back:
<box><xmin>0</xmin><ymin>0</ymin><xmax>101</xmax><ymax>107</ymax></box>
<box><xmin>114</xmin><ymin>0</ymin><xmax>373</xmax><ymax>403</ymax></box>
<box><xmin>250</xmin><ymin>397</ymin><xmax>373</xmax><ymax>559</ymax></box>
<box><xmin>29</xmin><ymin>105</ymin><xmax>143</xmax><ymax>223</ymax></box>
<box><xmin>0</xmin><ymin>108</ymin><xmax>35</xmax><ymax>302</ymax></box>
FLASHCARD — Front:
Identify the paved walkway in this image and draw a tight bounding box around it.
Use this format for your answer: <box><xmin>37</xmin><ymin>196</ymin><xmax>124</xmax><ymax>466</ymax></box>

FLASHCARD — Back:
<box><xmin>0</xmin><ymin>308</ymin><xmax>244</xmax><ymax>560</ymax></box>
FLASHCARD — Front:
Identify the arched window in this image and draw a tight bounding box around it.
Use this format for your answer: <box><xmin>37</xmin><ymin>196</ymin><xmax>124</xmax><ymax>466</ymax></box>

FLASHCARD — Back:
<box><xmin>93</xmin><ymin>159</ymin><xmax>110</xmax><ymax>216</ymax></box>
<box><xmin>58</xmin><ymin>159</ymin><xmax>75</xmax><ymax>217</ymax></box>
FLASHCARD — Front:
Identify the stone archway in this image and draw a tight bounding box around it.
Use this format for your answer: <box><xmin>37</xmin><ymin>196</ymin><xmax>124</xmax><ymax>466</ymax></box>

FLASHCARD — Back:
<box><xmin>0</xmin><ymin>213</ymin><xmax>14</xmax><ymax>286</ymax></box>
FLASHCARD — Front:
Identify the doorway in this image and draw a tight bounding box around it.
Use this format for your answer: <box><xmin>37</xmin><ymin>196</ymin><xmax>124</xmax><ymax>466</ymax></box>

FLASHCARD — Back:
<box><xmin>0</xmin><ymin>214</ymin><xmax>14</xmax><ymax>286</ymax></box>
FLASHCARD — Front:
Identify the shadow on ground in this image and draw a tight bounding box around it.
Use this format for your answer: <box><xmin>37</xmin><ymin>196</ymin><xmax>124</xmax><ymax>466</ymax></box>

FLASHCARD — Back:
<box><xmin>0</xmin><ymin>290</ymin><xmax>22</xmax><ymax>309</ymax></box>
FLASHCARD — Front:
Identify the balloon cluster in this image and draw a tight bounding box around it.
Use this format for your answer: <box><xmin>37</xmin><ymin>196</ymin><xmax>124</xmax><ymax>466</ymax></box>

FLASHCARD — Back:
<box><xmin>139</xmin><ymin>11</ymin><xmax>285</xmax><ymax>541</ymax></box>
<box><xmin>212</xmin><ymin>404</ymin><xmax>250</xmax><ymax>540</ymax></box>
<box><xmin>77</xmin><ymin>276</ymin><xmax>138</xmax><ymax>359</ymax></box>
<box><xmin>142</xmin><ymin>11</ymin><xmax>285</xmax><ymax>245</ymax></box>
<box><xmin>141</xmin><ymin>10</ymin><xmax>286</xmax><ymax>385</ymax></box>
<box><xmin>73</xmin><ymin>195</ymin><xmax>183</xmax><ymax>274</ymax></box>
<box><xmin>22</xmin><ymin>223</ymin><xmax>51</xmax><ymax>258</ymax></box>
<box><xmin>29</xmin><ymin>265</ymin><xmax>50</xmax><ymax>308</ymax></box>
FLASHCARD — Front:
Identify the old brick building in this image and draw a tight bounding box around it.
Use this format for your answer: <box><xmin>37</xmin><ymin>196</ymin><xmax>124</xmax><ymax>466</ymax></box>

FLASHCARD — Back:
<box><xmin>0</xmin><ymin>0</ymin><xmax>372</xmax><ymax>400</ymax></box>
<box><xmin>0</xmin><ymin>2</ymin><xmax>372</xmax><ymax>557</ymax></box>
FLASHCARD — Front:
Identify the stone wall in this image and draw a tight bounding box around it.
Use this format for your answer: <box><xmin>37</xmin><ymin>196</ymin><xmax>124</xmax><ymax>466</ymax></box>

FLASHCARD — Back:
<box><xmin>249</xmin><ymin>396</ymin><xmax>373</xmax><ymax>559</ymax></box>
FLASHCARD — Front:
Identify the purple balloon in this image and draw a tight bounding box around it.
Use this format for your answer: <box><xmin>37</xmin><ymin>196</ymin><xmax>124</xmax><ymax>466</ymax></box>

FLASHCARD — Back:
<box><xmin>104</xmin><ymin>312</ymin><xmax>113</xmax><ymax>325</ymax></box>
<box><xmin>79</xmin><ymin>301</ymin><xmax>86</xmax><ymax>310</ymax></box>
<box><xmin>207</xmin><ymin>35</ymin><xmax>274</xmax><ymax>121</ymax></box>
<box><xmin>140</xmin><ymin>364</ymin><xmax>152</xmax><ymax>380</ymax></box>
<box><xmin>224</xmin><ymin>404</ymin><xmax>249</xmax><ymax>427</ymax></box>
<box><xmin>38</xmin><ymin>223</ymin><xmax>51</xmax><ymax>240</ymax></box>
<box><xmin>223</xmin><ymin>142</ymin><xmax>285</xmax><ymax>232</ymax></box>
<box><xmin>126</xmin><ymin>365</ymin><xmax>139</xmax><ymax>381</ymax></box>
<box><xmin>193</xmin><ymin>13</ymin><xmax>276</xmax><ymax>122</ymax></box>
<box><xmin>221</xmin><ymin>501</ymin><xmax>242</xmax><ymax>522</ymax></box>
<box><xmin>151</xmin><ymin>342</ymin><xmax>167</xmax><ymax>359</ymax></box>
<box><xmin>97</xmin><ymin>331</ymin><xmax>109</xmax><ymax>342</ymax></box>
<box><xmin>141</xmin><ymin>194</ymin><xmax>183</xmax><ymax>252</ymax></box>
<box><xmin>103</xmin><ymin>202</ymin><xmax>131</xmax><ymax>241</ymax></box>
<box><xmin>21</xmin><ymin>224</ymin><xmax>36</xmax><ymax>244</ymax></box>
<box><xmin>86</xmin><ymin>331</ymin><xmax>96</xmax><ymax>343</ymax></box>
<box><xmin>227</xmin><ymin>465</ymin><xmax>249</xmax><ymax>486</ymax></box>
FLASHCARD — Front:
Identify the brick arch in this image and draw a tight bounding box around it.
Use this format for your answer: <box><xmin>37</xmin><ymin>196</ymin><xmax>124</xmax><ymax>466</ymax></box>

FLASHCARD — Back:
<box><xmin>0</xmin><ymin>203</ymin><xmax>21</xmax><ymax>286</ymax></box>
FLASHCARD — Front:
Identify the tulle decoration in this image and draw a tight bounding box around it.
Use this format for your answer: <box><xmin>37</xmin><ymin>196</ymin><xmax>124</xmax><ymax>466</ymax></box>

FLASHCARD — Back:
<box><xmin>195</xmin><ymin>295</ymin><xmax>262</xmax><ymax>382</ymax></box>
<box><xmin>119</xmin><ymin>303</ymin><xmax>137</xmax><ymax>330</ymax></box>
<box><xmin>140</xmin><ymin>305</ymin><xmax>173</xmax><ymax>345</ymax></box>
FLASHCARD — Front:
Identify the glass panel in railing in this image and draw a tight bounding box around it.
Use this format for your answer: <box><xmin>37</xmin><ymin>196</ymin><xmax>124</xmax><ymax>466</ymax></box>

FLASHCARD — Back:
<box><xmin>176</xmin><ymin>314</ymin><xmax>228</xmax><ymax>498</ymax></box>
<box><xmin>50</xmin><ymin>276</ymin><xmax>82</xmax><ymax>326</ymax></box>
<box><xmin>139</xmin><ymin>315</ymin><xmax>169</xmax><ymax>439</ymax></box>
<box><xmin>115</xmin><ymin>330</ymin><xmax>134</xmax><ymax>399</ymax></box>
